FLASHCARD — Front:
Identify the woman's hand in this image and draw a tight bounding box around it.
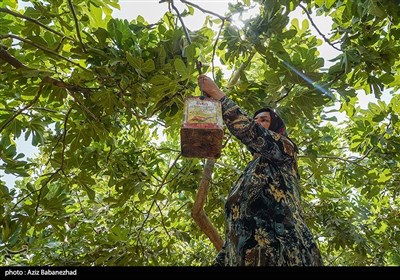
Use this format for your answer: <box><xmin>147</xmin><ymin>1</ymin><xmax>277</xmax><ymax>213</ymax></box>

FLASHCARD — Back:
<box><xmin>197</xmin><ymin>74</ymin><xmax>226</xmax><ymax>101</ymax></box>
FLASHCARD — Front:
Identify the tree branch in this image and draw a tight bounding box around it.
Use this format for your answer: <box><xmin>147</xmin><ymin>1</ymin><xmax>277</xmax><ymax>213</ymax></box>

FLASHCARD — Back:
<box><xmin>67</xmin><ymin>0</ymin><xmax>87</xmax><ymax>53</ymax></box>
<box><xmin>8</xmin><ymin>107</ymin><xmax>71</xmax><ymax>214</ymax></box>
<box><xmin>0</xmin><ymin>47</ymin><xmax>93</xmax><ymax>95</ymax></box>
<box><xmin>298</xmin><ymin>154</ymin><xmax>366</xmax><ymax>168</ymax></box>
<box><xmin>211</xmin><ymin>19</ymin><xmax>225</xmax><ymax>80</ymax></box>
<box><xmin>190</xmin><ymin>50</ymin><xmax>256</xmax><ymax>251</ymax></box>
<box><xmin>351</xmin><ymin>146</ymin><xmax>374</xmax><ymax>163</ymax></box>
<box><xmin>59</xmin><ymin>107</ymin><xmax>72</xmax><ymax>176</ymax></box>
<box><xmin>275</xmin><ymin>84</ymin><xmax>295</xmax><ymax>104</ymax></box>
<box><xmin>179</xmin><ymin>0</ymin><xmax>231</xmax><ymax>22</ymax></box>
<box><xmin>34</xmin><ymin>169</ymin><xmax>61</xmax><ymax>216</ymax></box>
<box><xmin>0</xmin><ymin>34</ymin><xmax>90</xmax><ymax>72</ymax></box>
<box><xmin>0</xmin><ymin>84</ymin><xmax>42</xmax><ymax>134</ymax></box>
<box><xmin>0</xmin><ymin>45</ymin><xmax>26</xmax><ymax>68</ymax></box>
<box><xmin>42</xmin><ymin>76</ymin><xmax>92</xmax><ymax>95</ymax></box>
<box><xmin>0</xmin><ymin>7</ymin><xmax>72</xmax><ymax>40</ymax></box>
<box><xmin>4</xmin><ymin>52</ymin><xmax>96</xmax><ymax>126</ymax></box>
<box><xmin>298</xmin><ymin>4</ymin><xmax>341</xmax><ymax>52</ymax></box>
<box><xmin>191</xmin><ymin>158</ymin><xmax>223</xmax><ymax>251</ymax></box>
<box><xmin>169</xmin><ymin>0</ymin><xmax>192</xmax><ymax>45</ymax></box>
<box><xmin>136</xmin><ymin>154</ymin><xmax>181</xmax><ymax>248</ymax></box>
<box><xmin>155</xmin><ymin>200</ymin><xmax>172</xmax><ymax>238</ymax></box>
<box><xmin>68</xmin><ymin>91</ymin><xmax>100</xmax><ymax>122</ymax></box>
<box><xmin>34</xmin><ymin>107</ymin><xmax>71</xmax><ymax>215</ymax></box>
<box><xmin>228</xmin><ymin>50</ymin><xmax>256</xmax><ymax>87</ymax></box>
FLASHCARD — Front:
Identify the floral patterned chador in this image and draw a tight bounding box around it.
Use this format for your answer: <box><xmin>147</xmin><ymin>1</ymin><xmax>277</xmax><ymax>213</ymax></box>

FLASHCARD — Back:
<box><xmin>215</xmin><ymin>96</ymin><xmax>323</xmax><ymax>266</ymax></box>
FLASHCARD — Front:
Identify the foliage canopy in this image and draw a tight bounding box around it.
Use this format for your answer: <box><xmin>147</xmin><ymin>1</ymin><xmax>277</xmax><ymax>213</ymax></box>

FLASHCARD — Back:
<box><xmin>1</xmin><ymin>0</ymin><xmax>399</xmax><ymax>265</ymax></box>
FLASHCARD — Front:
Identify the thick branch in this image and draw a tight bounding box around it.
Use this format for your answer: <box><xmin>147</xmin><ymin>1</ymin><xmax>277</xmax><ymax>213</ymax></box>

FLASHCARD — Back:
<box><xmin>0</xmin><ymin>46</ymin><xmax>26</xmax><ymax>68</ymax></box>
<box><xmin>191</xmin><ymin>159</ymin><xmax>223</xmax><ymax>251</ymax></box>
<box><xmin>191</xmin><ymin>48</ymin><xmax>255</xmax><ymax>252</ymax></box>
<box><xmin>0</xmin><ymin>47</ymin><xmax>93</xmax><ymax>95</ymax></box>
<box><xmin>167</xmin><ymin>0</ymin><xmax>256</xmax><ymax>252</ymax></box>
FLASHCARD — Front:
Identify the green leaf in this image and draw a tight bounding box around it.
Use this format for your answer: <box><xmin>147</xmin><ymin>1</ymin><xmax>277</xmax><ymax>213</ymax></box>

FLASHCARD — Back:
<box><xmin>88</xmin><ymin>3</ymin><xmax>107</xmax><ymax>29</ymax></box>
<box><xmin>325</xmin><ymin>0</ymin><xmax>336</xmax><ymax>9</ymax></box>
<box><xmin>82</xmin><ymin>185</ymin><xmax>95</xmax><ymax>201</ymax></box>
<box><xmin>390</xmin><ymin>94</ymin><xmax>400</xmax><ymax>113</ymax></box>
<box><xmin>367</xmin><ymin>102</ymin><xmax>381</xmax><ymax>115</ymax></box>
<box><xmin>142</xmin><ymin>59</ymin><xmax>155</xmax><ymax>72</ymax></box>
<box><xmin>368</xmin><ymin>186</ymin><xmax>380</xmax><ymax>198</ymax></box>
<box><xmin>377</xmin><ymin>169</ymin><xmax>391</xmax><ymax>183</ymax></box>
<box><xmin>174</xmin><ymin>58</ymin><xmax>189</xmax><ymax>79</ymax></box>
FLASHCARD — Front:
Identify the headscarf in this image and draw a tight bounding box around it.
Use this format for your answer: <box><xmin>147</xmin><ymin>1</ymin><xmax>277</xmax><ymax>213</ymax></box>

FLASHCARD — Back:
<box><xmin>253</xmin><ymin>108</ymin><xmax>287</xmax><ymax>136</ymax></box>
<box><xmin>251</xmin><ymin>107</ymin><xmax>298</xmax><ymax>153</ymax></box>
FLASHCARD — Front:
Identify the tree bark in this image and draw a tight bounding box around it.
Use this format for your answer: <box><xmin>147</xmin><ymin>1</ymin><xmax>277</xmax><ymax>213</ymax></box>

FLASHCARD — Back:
<box><xmin>191</xmin><ymin>158</ymin><xmax>223</xmax><ymax>251</ymax></box>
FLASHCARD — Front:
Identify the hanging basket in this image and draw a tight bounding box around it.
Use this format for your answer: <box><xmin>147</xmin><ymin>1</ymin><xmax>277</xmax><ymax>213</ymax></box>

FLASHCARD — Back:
<box><xmin>180</xmin><ymin>96</ymin><xmax>223</xmax><ymax>159</ymax></box>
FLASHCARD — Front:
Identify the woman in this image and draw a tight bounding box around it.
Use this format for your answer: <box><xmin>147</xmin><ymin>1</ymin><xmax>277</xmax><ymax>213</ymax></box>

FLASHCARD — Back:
<box><xmin>198</xmin><ymin>74</ymin><xmax>323</xmax><ymax>266</ymax></box>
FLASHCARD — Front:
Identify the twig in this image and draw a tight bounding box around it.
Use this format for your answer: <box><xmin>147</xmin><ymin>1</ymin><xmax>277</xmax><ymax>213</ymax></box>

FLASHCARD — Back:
<box><xmin>44</xmin><ymin>134</ymin><xmax>63</xmax><ymax>167</ymax></box>
<box><xmin>34</xmin><ymin>107</ymin><xmax>71</xmax><ymax>215</ymax></box>
<box><xmin>34</xmin><ymin>168</ymin><xmax>61</xmax><ymax>216</ymax></box>
<box><xmin>67</xmin><ymin>0</ymin><xmax>87</xmax><ymax>53</ymax></box>
<box><xmin>0</xmin><ymin>8</ymin><xmax>72</xmax><ymax>40</ymax></box>
<box><xmin>211</xmin><ymin>19</ymin><xmax>225</xmax><ymax>80</ymax></box>
<box><xmin>136</xmin><ymin>154</ymin><xmax>181</xmax><ymax>246</ymax></box>
<box><xmin>0</xmin><ymin>34</ymin><xmax>90</xmax><ymax>72</ymax></box>
<box><xmin>169</xmin><ymin>0</ymin><xmax>192</xmax><ymax>44</ymax></box>
<box><xmin>155</xmin><ymin>201</ymin><xmax>172</xmax><ymax>238</ymax></box>
<box><xmin>352</xmin><ymin>146</ymin><xmax>374</xmax><ymax>163</ymax></box>
<box><xmin>298</xmin><ymin>154</ymin><xmax>366</xmax><ymax>168</ymax></box>
<box><xmin>68</xmin><ymin>91</ymin><xmax>100</xmax><ymax>122</ymax></box>
<box><xmin>10</xmin><ymin>189</ymin><xmax>41</xmax><ymax>212</ymax></box>
<box><xmin>0</xmin><ymin>84</ymin><xmax>42</xmax><ymax>134</ymax></box>
<box><xmin>298</xmin><ymin>4</ymin><xmax>341</xmax><ymax>52</ymax></box>
<box><xmin>59</xmin><ymin>107</ymin><xmax>72</xmax><ymax>176</ymax></box>
<box><xmin>180</xmin><ymin>0</ymin><xmax>231</xmax><ymax>22</ymax></box>
<box><xmin>275</xmin><ymin>84</ymin><xmax>295</xmax><ymax>104</ymax></box>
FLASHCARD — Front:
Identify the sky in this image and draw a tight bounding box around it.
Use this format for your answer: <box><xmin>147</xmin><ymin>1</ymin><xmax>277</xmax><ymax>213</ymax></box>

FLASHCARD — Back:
<box><xmin>1</xmin><ymin>0</ymin><xmax>392</xmax><ymax>188</ymax></box>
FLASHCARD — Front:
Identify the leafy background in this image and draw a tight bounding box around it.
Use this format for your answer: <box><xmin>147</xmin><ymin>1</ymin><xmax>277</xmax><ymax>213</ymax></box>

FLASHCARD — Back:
<box><xmin>1</xmin><ymin>0</ymin><xmax>399</xmax><ymax>265</ymax></box>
